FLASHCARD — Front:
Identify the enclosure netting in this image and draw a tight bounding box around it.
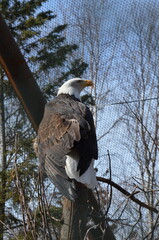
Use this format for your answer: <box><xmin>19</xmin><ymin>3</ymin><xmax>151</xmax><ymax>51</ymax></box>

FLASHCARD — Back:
<box><xmin>3</xmin><ymin>0</ymin><xmax>159</xmax><ymax>239</ymax></box>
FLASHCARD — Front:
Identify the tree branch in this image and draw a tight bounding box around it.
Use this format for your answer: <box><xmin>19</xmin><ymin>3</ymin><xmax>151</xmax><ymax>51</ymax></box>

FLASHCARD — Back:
<box><xmin>97</xmin><ymin>176</ymin><xmax>158</xmax><ymax>214</ymax></box>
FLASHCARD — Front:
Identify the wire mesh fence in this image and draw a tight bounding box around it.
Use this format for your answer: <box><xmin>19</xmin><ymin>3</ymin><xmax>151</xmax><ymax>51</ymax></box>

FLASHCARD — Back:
<box><xmin>1</xmin><ymin>0</ymin><xmax>159</xmax><ymax>239</ymax></box>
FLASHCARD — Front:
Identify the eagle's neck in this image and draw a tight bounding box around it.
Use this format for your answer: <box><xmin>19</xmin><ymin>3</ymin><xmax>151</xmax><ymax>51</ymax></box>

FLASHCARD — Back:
<box><xmin>57</xmin><ymin>86</ymin><xmax>81</xmax><ymax>100</ymax></box>
<box><xmin>58</xmin><ymin>93</ymin><xmax>81</xmax><ymax>102</ymax></box>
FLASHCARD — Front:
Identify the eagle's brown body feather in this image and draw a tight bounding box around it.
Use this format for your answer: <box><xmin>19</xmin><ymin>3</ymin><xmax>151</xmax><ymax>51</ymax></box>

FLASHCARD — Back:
<box><xmin>34</xmin><ymin>94</ymin><xmax>98</xmax><ymax>200</ymax></box>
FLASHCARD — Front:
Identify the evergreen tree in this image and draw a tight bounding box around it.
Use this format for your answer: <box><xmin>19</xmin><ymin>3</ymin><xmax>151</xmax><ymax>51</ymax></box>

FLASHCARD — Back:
<box><xmin>0</xmin><ymin>0</ymin><xmax>88</xmax><ymax>238</ymax></box>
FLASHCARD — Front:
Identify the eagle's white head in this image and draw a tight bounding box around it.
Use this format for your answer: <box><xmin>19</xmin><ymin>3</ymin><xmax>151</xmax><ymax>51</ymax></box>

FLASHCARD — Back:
<box><xmin>57</xmin><ymin>78</ymin><xmax>93</xmax><ymax>100</ymax></box>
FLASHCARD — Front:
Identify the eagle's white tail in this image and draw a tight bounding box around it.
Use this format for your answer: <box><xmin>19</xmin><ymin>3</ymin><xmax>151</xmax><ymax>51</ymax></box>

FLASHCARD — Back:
<box><xmin>65</xmin><ymin>155</ymin><xmax>98</xmax><ymax>189</ymax></box>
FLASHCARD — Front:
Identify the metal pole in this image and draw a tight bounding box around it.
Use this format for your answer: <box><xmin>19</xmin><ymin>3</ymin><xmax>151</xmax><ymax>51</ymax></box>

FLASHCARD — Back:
<box><xmin>0</xmin><ymin>14</ymin><xmax>46</xmax><ymax>132</ymax></box>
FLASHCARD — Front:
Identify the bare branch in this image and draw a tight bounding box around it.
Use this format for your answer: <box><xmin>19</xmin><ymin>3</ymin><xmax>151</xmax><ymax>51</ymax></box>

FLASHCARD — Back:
<box><xmin>97</xmin><ymin>177</ymin><xmax>158</xmax><ymax>214</ymax></box>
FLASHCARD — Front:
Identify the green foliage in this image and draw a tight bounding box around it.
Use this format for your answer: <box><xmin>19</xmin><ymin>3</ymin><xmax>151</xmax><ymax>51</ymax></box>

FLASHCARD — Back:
<box><xmin>81</xmin><ymin>94</ymin><xmax>95</xmax><ymax>106</ymax></box>
<box><xmin>35</xmin><ymin>205</ymin><xmax>62</xmax><ymax>228</ymax></box>
<box><xmin>58</xmin><ymin>59</ymin><xmax>88</xmax><ymax>82</ymax></box>
<box><xmin>1</xmin><ymin>0</ymin><xmax>87</xmax><ymax>81</ymax></box>
<box><xmin>69</xmin><ymin>59</ymin><xmax>88</xmax><ymax>77</ymax></box>
<box><xmin>31</xmin><ymin>42</ymin><xmax>78</xmax><ymax>73</ymax></box>
<box><xmin>50</xmin><ymin>206</ymin><xmax>62</xmax><ymax>225</ymax></box>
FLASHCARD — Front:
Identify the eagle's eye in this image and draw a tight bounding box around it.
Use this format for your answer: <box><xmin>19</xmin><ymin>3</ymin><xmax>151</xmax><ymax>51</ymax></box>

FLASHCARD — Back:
<box><xmin>76</xmin><ymin>80</ymin><xmax>83</xmax><ymax>84</ymax></box>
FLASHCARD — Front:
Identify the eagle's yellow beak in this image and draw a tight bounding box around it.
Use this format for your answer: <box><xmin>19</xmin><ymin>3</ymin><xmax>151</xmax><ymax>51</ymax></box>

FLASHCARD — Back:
<box><xmin>83</xmin><ymin>80</ymin><xmax>93</xmax><ymax>87</ymax></box>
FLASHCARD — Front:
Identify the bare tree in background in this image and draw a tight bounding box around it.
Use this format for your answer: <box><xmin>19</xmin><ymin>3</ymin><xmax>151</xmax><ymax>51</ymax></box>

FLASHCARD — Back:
<box><xmin>116</xmin><ymin>3</ymin><xmax>159</xmax><ymax>239</ymax></box>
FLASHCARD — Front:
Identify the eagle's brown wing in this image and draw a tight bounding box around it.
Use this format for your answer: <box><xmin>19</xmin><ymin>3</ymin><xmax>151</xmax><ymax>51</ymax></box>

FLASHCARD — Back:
<box><xmin>34</xmin><ymin>94</ymin><xmax>98</xmax><ymax>200</ymax></box>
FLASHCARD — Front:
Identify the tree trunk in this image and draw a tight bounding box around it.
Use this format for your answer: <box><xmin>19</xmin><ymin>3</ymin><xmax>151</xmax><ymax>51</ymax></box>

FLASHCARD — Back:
<box><xmin>60</xmin><ymin>184</ymin><xmax>90</xmax><ymax>240</ymax></box>
<box><xmin>60</xmin><ymin>183</ymin><xmax>116</xmax><ymax>240</ymax></box>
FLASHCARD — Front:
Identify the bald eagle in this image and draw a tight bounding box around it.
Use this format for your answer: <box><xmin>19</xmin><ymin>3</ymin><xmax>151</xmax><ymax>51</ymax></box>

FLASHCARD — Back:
<box><xmin>34</xmin><ymin>78</ymin><xmax>98</xmax><ymax>200</ymax></box>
